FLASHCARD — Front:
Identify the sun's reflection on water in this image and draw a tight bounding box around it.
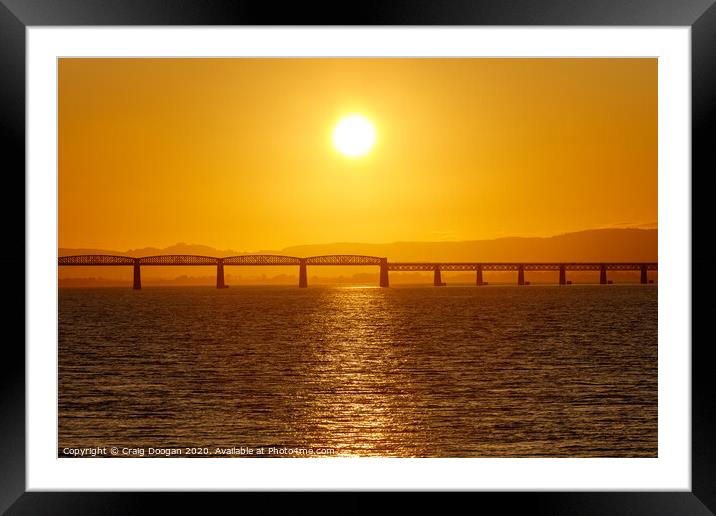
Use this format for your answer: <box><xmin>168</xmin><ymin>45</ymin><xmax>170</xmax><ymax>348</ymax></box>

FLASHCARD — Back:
<box><xmin>294</xmin><ymin>287</ymin><xmax>425</xmax><ymax>457</ymax></box>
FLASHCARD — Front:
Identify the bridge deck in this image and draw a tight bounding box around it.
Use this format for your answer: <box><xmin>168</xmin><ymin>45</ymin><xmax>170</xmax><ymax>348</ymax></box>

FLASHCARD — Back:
<box><xmin>58</xmin><ymin>254</ymin><xmax>658</xmax><ymax>271</ymax></box>
<box><xmin>388</xmin><ymin>262</ymin><xmax>658</xmax><ymax>271</ymax></box>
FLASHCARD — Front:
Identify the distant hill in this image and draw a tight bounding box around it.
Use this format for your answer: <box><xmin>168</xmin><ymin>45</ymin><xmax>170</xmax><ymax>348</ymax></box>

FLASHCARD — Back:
<box><xmin>58</xmin><ymin>243</ymin><xmax>245</xmax><ymax>258</ymax></box>
<box><xmin>59</xmin><ymin>228</ymin><xmax>657</xmax><ymax>262</ymax></box>
<box><xmin>282</xmin><ymin>229</ymin><xmax>657</xmax><ymax>262</ymax></box>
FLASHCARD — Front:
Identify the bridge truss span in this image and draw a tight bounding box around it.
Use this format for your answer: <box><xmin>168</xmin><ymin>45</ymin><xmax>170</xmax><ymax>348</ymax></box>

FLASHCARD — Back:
<box><xmin>602</xmin><ymin>262</ymin><xmax>658</xmax><ymax>271</ymax></box>
<box><xmin>139</xmin><ymin>255</ymin><xmax>219</xmax><ymax>266</ymax></box>
<box><xmin>58</xmin><ymin>255</ymin><xmax>136</xmax><ymax>266</ymax></box>
<box><xmin>223</xmin><ymin>255</ymin><xmax>301</xmax><ymax>266</ymax></box>
<box><xmin>305</xmin><ymin>255</ymin><xmax>383</xmax><ymax>266</ymax></box>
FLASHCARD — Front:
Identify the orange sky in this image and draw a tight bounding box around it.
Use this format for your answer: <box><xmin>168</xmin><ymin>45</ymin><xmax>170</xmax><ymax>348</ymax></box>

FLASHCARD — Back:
<box><xmin>59</xmin><ymin>58</ymin><xmax>656</xmax><ymax>251</ymax></box>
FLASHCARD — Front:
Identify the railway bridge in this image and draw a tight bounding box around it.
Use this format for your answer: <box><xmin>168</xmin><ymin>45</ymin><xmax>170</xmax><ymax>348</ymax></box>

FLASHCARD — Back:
<box><xmin>58</xmin><ymin>254</ymin><xmax>658</xmax><ymax>289</ymax></box>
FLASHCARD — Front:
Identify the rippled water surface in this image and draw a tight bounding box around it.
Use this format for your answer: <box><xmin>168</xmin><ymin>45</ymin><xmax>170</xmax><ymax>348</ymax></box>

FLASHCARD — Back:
<box><xmin>59</xmin><ymin>285</ymin><xmax>657</xmax><ymax>457</ymax></box>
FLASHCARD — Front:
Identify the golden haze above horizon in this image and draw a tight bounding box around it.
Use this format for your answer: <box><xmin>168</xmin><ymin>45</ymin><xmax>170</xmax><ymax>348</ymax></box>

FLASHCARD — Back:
<box><xmin>59</xmin><ymin>58</ymin><xmax>657</xmax><ymax>251</ymax></box>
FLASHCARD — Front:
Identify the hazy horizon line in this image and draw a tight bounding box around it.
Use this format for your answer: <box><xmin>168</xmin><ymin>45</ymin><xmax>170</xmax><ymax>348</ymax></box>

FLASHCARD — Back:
<box><xmin>59</xmin><ymin>226</ymin><xmax>658</xmax><ymax>255</ymax></box>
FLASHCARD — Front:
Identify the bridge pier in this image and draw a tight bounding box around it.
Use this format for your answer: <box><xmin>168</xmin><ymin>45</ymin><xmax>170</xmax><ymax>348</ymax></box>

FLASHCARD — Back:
<box><xmin>299</xmin><ymin>259</ymin><xmax>307</xmax><ymax>288</ymax></box>
<box><xmin>600</xmin><ymin>264</ymin><xmax>608</xmax><ymax>284</ymax></box>
<box><xmin>379</xmin><ymin>258</ymin><xmax>389</xmax><ymax>287</ymax></box>
<box><xmin>433</xmin><ymin>265</ymin><xmax>444</xmax><ymax>286</ymax></box>
<box><xmin>476</xmin><ymin>265</ymin><xmax>484</xmax><ymax>286</ymax></box>
<box><xmin>133</xmin><ymin>261</ymin><xmax>141</xmax><ymax>290</ymax></box>
<box><xmin>517</xmin><ymin>264</ymin><xmax>525</xmax><ymax>286</ymax></box>
<box><xmin>216</xmin><ymin>260</ymin><xmax>227</xmax><ymax>289</ymax></box>
<box><xmin>559</xmin><ymin>264</ymin><xmax>566</xmax><ymax>285</ymax></box>
<box><xmin>640</xmin><ymin>264</ymin><xmax>648</xmax><ymax>284</ymax></box>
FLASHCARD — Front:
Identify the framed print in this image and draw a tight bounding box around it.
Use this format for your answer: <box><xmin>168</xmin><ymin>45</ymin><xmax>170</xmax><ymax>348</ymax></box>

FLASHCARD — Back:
<box><xmin>3</xmin><ymin>0</ymin><xmax>714</xmax><ymax>513</ymax></box>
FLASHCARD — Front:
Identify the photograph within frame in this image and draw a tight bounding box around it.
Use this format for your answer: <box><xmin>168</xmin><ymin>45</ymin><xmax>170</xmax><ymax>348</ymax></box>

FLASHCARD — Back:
<box><xmin>57</xmin><ymin>56</ymin><xmax>658</xmax><ymax>460</ymax></box>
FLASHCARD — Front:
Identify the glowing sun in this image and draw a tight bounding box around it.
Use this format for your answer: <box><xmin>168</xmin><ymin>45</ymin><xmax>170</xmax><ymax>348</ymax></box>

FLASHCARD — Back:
<box><xmin>332</xmin><ymin>115</ymin><xmax>376</xmax><ymax>158</ymax></box>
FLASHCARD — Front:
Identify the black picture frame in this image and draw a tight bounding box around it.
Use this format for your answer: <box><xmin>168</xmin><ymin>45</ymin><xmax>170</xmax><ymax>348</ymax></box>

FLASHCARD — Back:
<box><xmin>2</xmin><ymin>1</ymin><xmax>713</xmax><ymax>513</ymax></box>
